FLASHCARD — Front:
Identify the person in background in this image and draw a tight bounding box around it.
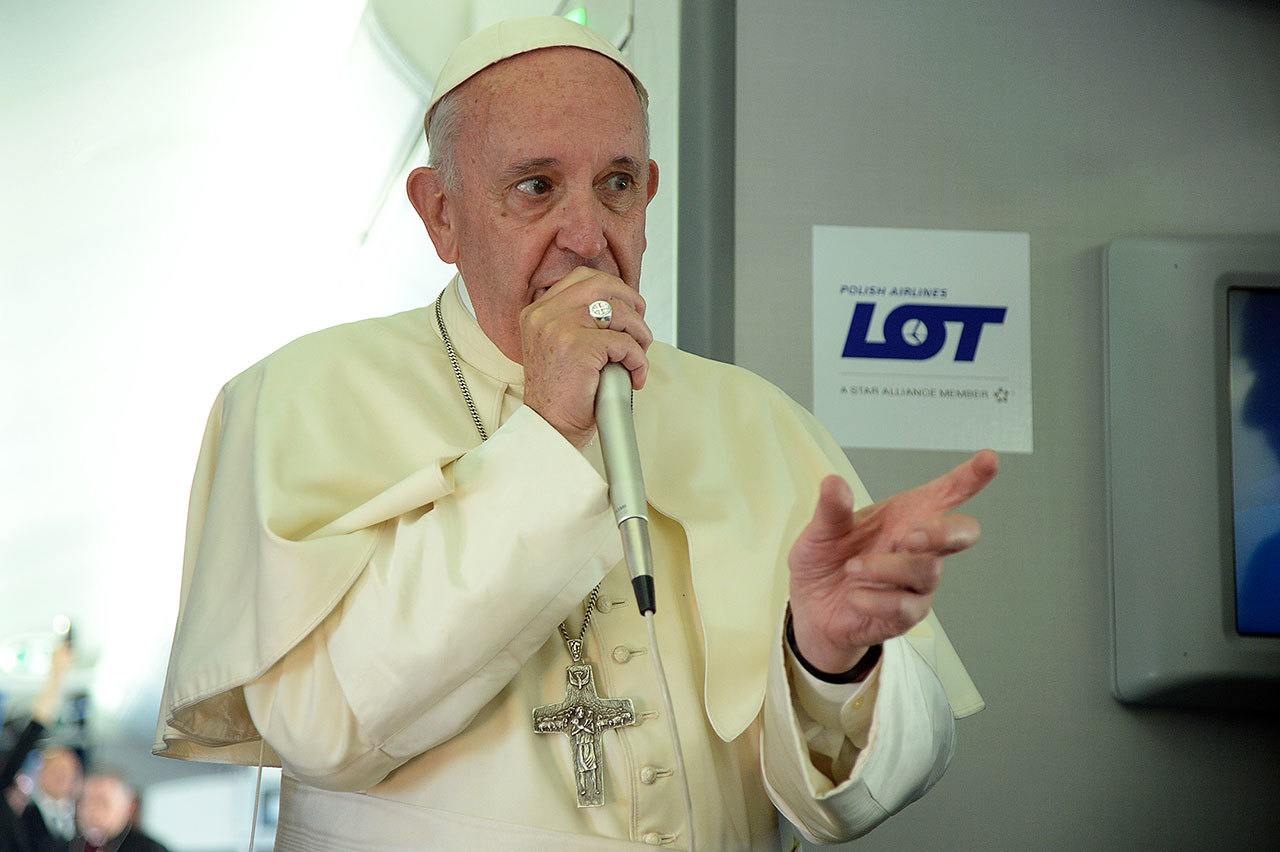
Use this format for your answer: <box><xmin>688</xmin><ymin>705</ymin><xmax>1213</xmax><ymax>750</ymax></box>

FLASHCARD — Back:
<box><xmin>20</xmin><ymin>747</ymin><xmax>80</xmax><ymax>851</ymax></box>
<box><xmin>1</xmin><ymin>643</ymin><xmax>72</xmax><ymax>852</ymax></box>
<box><xmin>70</xmin><ymin>774</ymin><xmax>167</xmax><ymax>852</ymax></box>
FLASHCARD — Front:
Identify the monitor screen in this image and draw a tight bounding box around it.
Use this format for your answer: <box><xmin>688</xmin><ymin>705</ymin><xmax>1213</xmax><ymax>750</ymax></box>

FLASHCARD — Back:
<box><xmin>1229</xmin><ymin>286</ymin><xmax>1280</xmax><ymax>636</ymax></box>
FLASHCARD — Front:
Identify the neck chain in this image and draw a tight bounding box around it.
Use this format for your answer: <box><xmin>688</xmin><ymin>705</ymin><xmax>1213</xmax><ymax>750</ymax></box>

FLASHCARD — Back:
<box><xmin>434</xmin><ymin>290</ymin><xmax>636</xmax><ymax>808</ymax></box>
<box><xmin>435</xmin><ymin>293</ymin><xmax>491</xmax><ymax>442</ymax></box>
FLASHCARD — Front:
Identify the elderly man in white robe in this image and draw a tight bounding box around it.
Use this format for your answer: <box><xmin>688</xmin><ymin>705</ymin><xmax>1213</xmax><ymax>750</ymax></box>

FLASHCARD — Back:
<box><xmin>154</xmin><ymin>16</ymin><xmax>996</xmax><ymax>851</ymax></box>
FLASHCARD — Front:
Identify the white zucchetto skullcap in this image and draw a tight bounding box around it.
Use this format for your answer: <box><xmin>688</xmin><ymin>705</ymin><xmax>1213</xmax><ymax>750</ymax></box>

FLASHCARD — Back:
<box><xmin>423</xmin><ymin>15</ymin><xmax>647</xmax><ymax>137</ymax></box>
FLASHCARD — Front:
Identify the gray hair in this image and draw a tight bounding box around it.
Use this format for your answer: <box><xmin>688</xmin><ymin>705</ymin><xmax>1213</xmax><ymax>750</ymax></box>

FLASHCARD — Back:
<box><xmin>425</xmin><ymin>90</ymin><xmax>466</xmax><ymax>191</ymax></box>
<box><xmin>425</xmin><ymin>73</ymin><xmax>650</xmax><ymax>191</ymax></box>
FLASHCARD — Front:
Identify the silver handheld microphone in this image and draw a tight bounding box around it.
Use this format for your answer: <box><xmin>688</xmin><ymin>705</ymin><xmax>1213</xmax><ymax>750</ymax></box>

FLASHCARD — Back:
<box><xmin>595</xmin><ymin>362</ymin><xmax>656</xmax><ymax>614</ymax></box>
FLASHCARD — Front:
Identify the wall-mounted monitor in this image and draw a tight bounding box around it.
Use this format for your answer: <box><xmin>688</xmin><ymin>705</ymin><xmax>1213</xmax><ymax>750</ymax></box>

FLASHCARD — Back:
<box><xmin>1222</xmin><ymin>275</ymin><xmax>1280</xmax><ymax>640</ymax></box>
<box><xmin>1105</xmin><ymin>238</ymin><xmax>1280</xmax><ymax>709</ymax></box>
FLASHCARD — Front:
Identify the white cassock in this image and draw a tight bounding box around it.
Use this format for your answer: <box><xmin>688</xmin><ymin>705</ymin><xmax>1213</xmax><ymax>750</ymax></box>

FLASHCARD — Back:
<box><xmin>154</xmin><ymin>278</ymin><xmax>984</xmax><ymax>850</ymax></box>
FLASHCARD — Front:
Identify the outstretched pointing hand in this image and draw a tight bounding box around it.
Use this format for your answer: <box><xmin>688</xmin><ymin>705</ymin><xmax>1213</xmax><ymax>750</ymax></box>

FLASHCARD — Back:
<box><xmin>788</xmin><ymin>451</ymin><xmax>999</xmax><ymax>675</ymax></box>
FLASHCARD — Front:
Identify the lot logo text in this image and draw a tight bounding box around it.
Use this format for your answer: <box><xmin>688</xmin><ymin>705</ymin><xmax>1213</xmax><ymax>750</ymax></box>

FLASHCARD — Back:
<box><xmin>840</xmin><ymin>297</ymin><xmax>1007</xmax><ymax>362</ymax></box>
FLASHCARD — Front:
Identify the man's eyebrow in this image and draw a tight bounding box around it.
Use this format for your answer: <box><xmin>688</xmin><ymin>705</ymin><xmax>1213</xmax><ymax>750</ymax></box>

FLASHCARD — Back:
<box><xmin>496</xmin><ymin>155</ymin><xmax>644</xmax><ymax>182</ymax></box>
<box><xmin>498</xmin><ymin>157</ymin><xmax>559</xmax><ymax>181</ymax></box>
<box><xmin>609</xmin><ymin>156</ymin><xmax>644</xmax><ymax>173</ymax></box>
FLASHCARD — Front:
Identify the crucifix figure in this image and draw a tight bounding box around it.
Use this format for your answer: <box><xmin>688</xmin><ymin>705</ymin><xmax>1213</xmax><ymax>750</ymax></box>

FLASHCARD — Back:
<box><xmin>532</xmin><ymin>638</ymin><xmax>638</xmax><ymax>807</ymax></box>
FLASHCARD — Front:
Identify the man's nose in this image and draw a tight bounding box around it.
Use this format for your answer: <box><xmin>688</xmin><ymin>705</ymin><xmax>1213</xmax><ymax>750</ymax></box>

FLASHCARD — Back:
<box><xmin>554</xmin><ymin>189</ymin><xmax>607</xmax><ymax>261</ymax></box>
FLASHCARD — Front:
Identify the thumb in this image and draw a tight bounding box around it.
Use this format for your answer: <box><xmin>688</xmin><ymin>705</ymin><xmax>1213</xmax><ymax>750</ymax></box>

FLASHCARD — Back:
<box><xmin>807</xmin><ymin>475</ymin><xmax>856</xmax><ymax>541</ymax></box>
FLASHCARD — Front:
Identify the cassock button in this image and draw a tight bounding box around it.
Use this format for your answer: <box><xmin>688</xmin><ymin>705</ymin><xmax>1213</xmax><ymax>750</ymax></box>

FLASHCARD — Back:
<box><xmin>642</xmin><ymin>832</ymin><xmax>664</xmax><ymax>846</ymax></box>
<box><xmin>639</xmin><ymin>765</ymin><xmax>672</xmax><ymax>785</ymax></box>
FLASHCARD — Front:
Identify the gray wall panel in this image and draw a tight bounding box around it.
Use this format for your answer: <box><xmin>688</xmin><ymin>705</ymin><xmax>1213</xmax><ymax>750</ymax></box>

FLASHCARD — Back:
<box><xmin>735</xmin><ymin>1</ymin><xmax>1280</xmax><ymax>848</ymax></box>
<box><xmin>677</xmin><ymin>0</ymin><xmax>735</xmax><ymax>362</ymax></box>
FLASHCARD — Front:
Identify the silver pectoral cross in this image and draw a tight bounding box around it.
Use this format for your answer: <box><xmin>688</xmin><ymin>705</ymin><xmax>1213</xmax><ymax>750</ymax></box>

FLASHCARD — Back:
<box><xmin>532</xmin><ymin>638</ymin><xmax>638</xmax><ymax>807</ymax></box>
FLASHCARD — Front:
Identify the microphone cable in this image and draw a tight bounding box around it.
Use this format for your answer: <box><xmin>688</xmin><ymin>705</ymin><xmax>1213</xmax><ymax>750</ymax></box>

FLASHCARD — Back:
<box><xmin>644</xmin><ymin>612</ymin><xmax>697</xmax><ymax>852</ymax></box>
<box><xmin>246</xmin><ymin>739</ymin><xmax>264</xmax><ymax>851</ymax></box>
<box><xmin>596</xmin><ymin>363</ymin><xmax>696</xmax><ymax>850</ymax></box>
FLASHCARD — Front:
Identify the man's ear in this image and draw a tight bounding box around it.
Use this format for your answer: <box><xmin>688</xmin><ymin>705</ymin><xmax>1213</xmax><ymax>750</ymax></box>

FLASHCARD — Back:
<box><xmin>646</xmin><ymin>159</ymin><xmax>660</xmax><ymax>203</ymax></box>
<box><xmin>407</xmin><ymin>167</ymin><xmax>458</xmax><ymax>263</ymax></box>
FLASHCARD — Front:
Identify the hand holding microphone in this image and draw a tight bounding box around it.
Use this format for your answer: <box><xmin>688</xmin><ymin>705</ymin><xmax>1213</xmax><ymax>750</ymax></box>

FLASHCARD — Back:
<box><xmin>522</xmin><ymin>269</ymin><xmax>683</xmax><ymax>836</ymax></box>
<box><xmin>521</xmin><ymin>267</ymin><xmax>656</xmax><ymax>613</ymax></box>
<box><xmin>520</xmin><ymin>267</ymin><xmax>652</xmax><ymax>450</ymax></box>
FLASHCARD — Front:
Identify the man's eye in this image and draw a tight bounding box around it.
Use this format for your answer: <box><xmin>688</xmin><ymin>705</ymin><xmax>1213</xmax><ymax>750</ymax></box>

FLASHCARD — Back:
<box><xmin>602</xmin><ymin>173</ymin><xmax>633</xmax><ymax>192</ymax></box>
<box><xmin>516</xmin><ymin>177</ymin><xmax>552</xmax><ymax>196</ymax></box>
<box><xmin>604</xmin><ymin>170</ymin><xmax>634</xmax><ymax>189</ymax></box>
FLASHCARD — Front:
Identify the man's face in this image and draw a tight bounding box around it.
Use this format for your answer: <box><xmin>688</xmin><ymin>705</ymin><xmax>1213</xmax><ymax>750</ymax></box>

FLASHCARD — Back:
<box><xmin>411</xmin><ymin>46</ymin><xmax>658</xmax><ymax>362</ymax></box>
<box><xmin>38</xmin><ymin>748</ymin><xmax>80</xmax><ymax>801</ymax></box>
<box><xmin>77</xmin><ymin>776</ymin><xmax>133</xmax><ymax>842</ymax></box>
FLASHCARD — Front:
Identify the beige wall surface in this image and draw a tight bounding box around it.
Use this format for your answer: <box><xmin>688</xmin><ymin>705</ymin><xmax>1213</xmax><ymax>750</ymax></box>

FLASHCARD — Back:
<box><xmin>734</xmin><ymin>1</ymin><xmax>1280</xmax><ymax>849</ymax></box>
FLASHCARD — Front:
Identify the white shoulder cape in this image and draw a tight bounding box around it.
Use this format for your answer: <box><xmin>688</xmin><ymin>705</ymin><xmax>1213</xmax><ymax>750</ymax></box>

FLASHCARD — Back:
<box><xmin>155</xmin><ymin>296</ymin><xmax>983</xmax><ymax>764</ymax></box>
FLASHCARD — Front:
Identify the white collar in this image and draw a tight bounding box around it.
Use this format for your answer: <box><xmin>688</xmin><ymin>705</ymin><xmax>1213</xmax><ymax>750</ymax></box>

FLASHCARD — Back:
<box><xmin>457</xmin><ymin>271</ymin><xmax>477</xmax><ymax>319</ymax></box>
<box><xmin>434</xmin><ymin>275</ymin><xmax>525</xmax><ymax>386</ymax></box>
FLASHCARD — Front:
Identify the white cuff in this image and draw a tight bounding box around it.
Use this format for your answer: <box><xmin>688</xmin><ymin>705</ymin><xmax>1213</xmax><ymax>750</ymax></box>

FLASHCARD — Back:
<box><xmin>785</xmin><ymin>642</ymin><xmax>879</xmax><ymax>760</ymax></box>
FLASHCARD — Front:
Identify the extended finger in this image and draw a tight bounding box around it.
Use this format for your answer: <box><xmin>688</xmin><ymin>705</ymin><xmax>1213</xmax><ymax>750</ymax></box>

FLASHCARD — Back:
<box><xmin>895</xmin><ymin>513</ymin><xmax>982</xmax><ymax>556</ymax></box>
<box><xmin>847</xmin><ymin>551</ymin><xmax>943</xmax><ymax>595</ymax></box>
<box><xmin>843</xmin><ymin>586</ymin><xmax>933</xmax><ymax>635</ymax></box>
<box><xmin>912</xmin><ymin>449</ymin><xmax>999</xmax><ymax>512</ymax></box>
